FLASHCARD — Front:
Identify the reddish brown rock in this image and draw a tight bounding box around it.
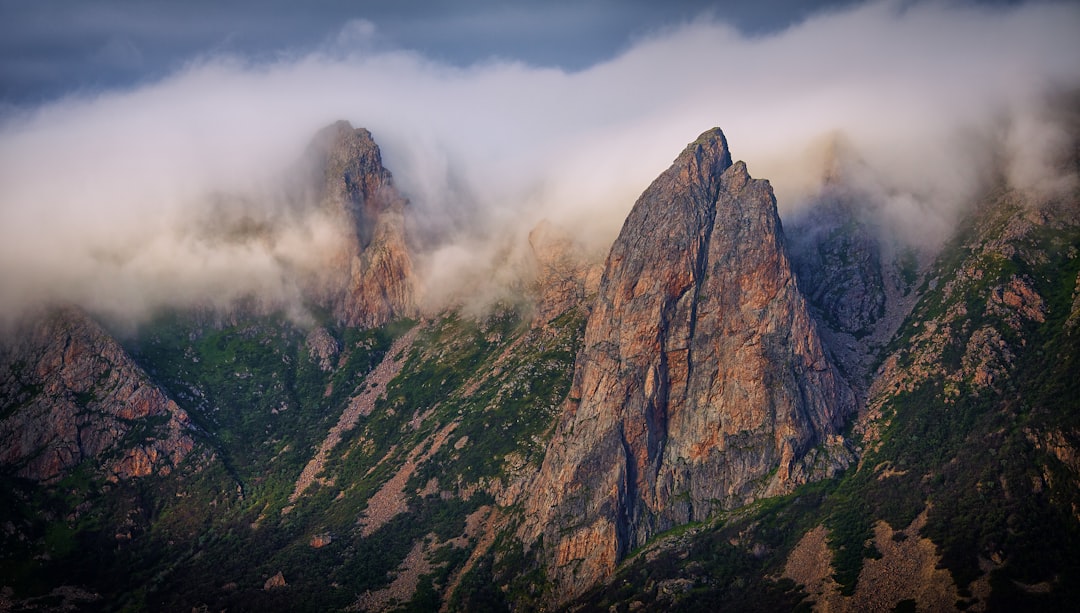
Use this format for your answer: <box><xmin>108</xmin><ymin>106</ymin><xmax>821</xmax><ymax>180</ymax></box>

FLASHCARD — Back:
<box><xmin>263</xmin><ymin>571</ymin><xmax>287</xmax><ymax>591</ymax></box>
<box><xmin>307</xmin><ymin>121</ymin><xmax>417</xmax><ymax>329</ymax></box>
<box><xmin>988</xmin><ymin>275</ymin><xmax>1047</xmax><ymax>330</ymax></box>
<box><xmin>527</xmin><ymin>220</ymin><xmax>602</xmax><ymax>323</ymax></box>
<box><xmin>0</xmin><ymin>307</ymin><xmax>194</xmax><ymax>483</ymax></box>
<box><xmin>524</xmin><ymin>129</ymin><xmax>854</xmax><ymax>600</ymax></box>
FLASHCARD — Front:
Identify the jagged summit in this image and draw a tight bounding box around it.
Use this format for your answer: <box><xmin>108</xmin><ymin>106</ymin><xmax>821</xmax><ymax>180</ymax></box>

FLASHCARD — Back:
<box><xmin>2</xmin><ymin>117</ymin><xmax>1079</xmax><ymax>611</ymax></box>
<box><xmin>309</xmin><ymin>121</ymin><xmax>398</xmax><ymax>244</ymax></box>
<box><xmin>686</xmin><ymin>126</ymin><xmax>731</xmax><ymax>160</ymax></box>
<box><xmin>307</xmin><ymin>121</ymin><xmax>417</xmax><ymax>329</ymax></box>
<box><xmin>524</xmin><ymin>128</ymin><xmax>855</xmax><ymax>599</ymax></box>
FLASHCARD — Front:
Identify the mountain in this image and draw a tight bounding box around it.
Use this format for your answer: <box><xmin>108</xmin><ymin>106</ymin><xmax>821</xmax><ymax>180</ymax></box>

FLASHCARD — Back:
<box><xmin>0</xmin><ymin>307</ymin><xmax>194</xmax><ymax>484</ymax></box>
<box><xmin>0</xmin><ymin>122</ymin><xmax>1078</xmax><ymax>612</ymax></box>
<box><xmin>523</xmin><ymin>129</ymin><xmax>854</xmax><ymax>600</ymax></box>
<box><xmin>307</xmin><ymin>120</ymin><xmax>417</xmax><ymax>329</ymax></box>
<box><xmin>786</xmin><ymin>194</ymin><xmax>889</xmax><ymax>339</ymax></box>
<box><xmin>568</xmin><ymin>178</ymin><xmax>1080</xmax><ymax>612</ymax></box>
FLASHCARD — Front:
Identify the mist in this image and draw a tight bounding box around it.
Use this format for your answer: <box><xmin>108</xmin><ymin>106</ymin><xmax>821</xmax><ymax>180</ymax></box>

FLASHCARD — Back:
<box><xmin>1</xmin><ymin>0</ymin><xmax>1078</xmax><ymax>326</ymax></box>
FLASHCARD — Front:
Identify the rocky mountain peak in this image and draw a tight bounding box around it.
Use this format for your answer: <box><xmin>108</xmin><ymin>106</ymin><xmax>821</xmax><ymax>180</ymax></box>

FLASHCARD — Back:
<box><xmin>681</xmin><ymin>127</ymin><xmax>733</xmax><ymax>178</ymax></box>
<box><xmin>523</xmin><ymin>129</ymin><xmax>855</xmax><ymax>600</ymax></box>
<box><xmin>307</xmin><ymin>121</ymin><xmax>417</xmax><ymax>328</ymax></box>
<box><xmin>311</xmin><ymin>120</ymin><xmax>398</xmax><ymax>246</ymax></box>
<box><xmin>786</xmin><ymin>195</ymin><xmax>889</xmax><ymax>339</ymax></box>
<box><xmin>527</xmin><ymin>220</ymin><xmax>602</xmax><ymax>323</ymax></box>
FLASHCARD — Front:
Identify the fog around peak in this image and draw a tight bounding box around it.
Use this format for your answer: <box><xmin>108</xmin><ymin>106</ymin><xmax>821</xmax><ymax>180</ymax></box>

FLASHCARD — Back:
<box><xmin>0</xmin><ymin>0</ymin><xmax>1077</xmax><ymax>326</ymax></box>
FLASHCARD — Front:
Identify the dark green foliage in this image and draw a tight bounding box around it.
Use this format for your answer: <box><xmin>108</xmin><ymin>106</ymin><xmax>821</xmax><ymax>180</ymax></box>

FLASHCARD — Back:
<box><xmin>577</xmin><ymin>483</ymin><xmax>834</xmax><ymax>611</ymax></box>
<box><xmin>449</xmin><ymin>552</ymin><xmax>511</xmax><ymax>612</ymax></box>
<box><xmin>126</xmin><ymin>311</ymin><xmax>398</xmax><ymax>487</ymax></box>
<box><xmin>824</xmin><ymin>201</ymin><xmax>1080</xmax><ymax>603</ymax></box>
<box><xmin>0</xmin><ymin>302</ymin><xmax>585</xmax><ymax>611</ymax></box>
<box><xmin>893</xmin><ymin>599</ymin><xmax>917</xmax><ymax>613</ymax></box>
<box><xmin>409</xmin><ymin>307</ymin><xmax>587</xmax><ymax>488</ymax></box>
<box><xmin>5</xmin><ymin>183</ymin><xmax>1079</xmax><ymax>611</ymax></box>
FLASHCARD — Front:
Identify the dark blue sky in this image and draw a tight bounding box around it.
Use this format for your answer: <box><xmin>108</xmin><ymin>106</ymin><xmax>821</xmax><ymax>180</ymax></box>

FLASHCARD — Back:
<box><xmin>0</xmin><ymin>0</ymin><xmax>867</xmax><ymax>105</ymax></box>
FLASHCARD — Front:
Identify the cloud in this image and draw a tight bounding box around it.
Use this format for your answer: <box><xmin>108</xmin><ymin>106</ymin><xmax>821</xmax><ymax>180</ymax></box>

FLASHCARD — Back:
<box><xmin>0</xmin><ymin>0</ymin><xmax>1078</xmax><ymax>326</ymax></box>
<box><xmin>331</xmin><ymin>19</ymin><xmax>381</xmax><ymax>53</ymax></box>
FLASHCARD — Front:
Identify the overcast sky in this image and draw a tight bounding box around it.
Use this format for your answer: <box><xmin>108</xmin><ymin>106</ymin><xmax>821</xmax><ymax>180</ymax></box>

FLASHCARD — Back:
<box><xmin>0</xmin><ymin>0</ymin><xmax>1075</xmax><ymax>325</ymax></box>
<box><xmin>0</xmin><ymin>0</ymin><xmax>874</xmax><ymax>105</ymax></box>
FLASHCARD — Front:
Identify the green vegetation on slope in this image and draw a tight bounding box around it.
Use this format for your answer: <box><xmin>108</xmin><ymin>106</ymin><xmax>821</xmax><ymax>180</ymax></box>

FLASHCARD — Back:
<box><xmin>576</xmin><ymin>193</ymin><xmax>1080</xmax><ymax>612</ymax></box>
<box><xmin>0</xmin><ymin>303</ymin><xmax>587</xmax><ymax>611</ymax></box>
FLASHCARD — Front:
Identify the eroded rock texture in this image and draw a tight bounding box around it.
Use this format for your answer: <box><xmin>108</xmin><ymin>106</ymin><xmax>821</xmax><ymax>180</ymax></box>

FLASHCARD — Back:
<box><xmin>525</xmin><ymin>129</ymin><xmax>855</xmax><ymax>598</ymax></box>
<box><xmin>528</xmin><ymin>219</ymin><xmax>602</xmax><ymax>324</ymax></box>
<box><xmin>0</xmin><ymin>307</ymin><xmax>194</xmax><ymax>482</ymax></box>
<box><xmin>308</xmin><ymin>121</ymin><xmax>417</xmax><ymax>328</ymax></box>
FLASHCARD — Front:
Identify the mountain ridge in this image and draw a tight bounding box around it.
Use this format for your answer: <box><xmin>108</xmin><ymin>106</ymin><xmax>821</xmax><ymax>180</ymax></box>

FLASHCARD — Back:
<box><xmin>0</xmin><ymin>121</ymin><xmax>1077</xmax><ymax>612</ymax></box>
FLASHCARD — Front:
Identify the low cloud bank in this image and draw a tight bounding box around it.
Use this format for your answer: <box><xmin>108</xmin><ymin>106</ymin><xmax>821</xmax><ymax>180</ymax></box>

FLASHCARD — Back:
<box><xmin>1</xmin><ymin>0</ymin><xmax>1078</xmax><ymax>326</ymax></box>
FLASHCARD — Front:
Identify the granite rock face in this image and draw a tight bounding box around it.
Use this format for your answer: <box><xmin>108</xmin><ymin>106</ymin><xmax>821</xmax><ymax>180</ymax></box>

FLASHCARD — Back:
<box><xmin>308</xmin><ymin>121</ymin><xmax>417</xmax><ymax>329</ymax></box>
<box><xmin>0</xmin><ymin>307</ymin><xmax>194</xmax><ymax>483</ymax></box>
<box><xmin>524</xmin><ymin>129</ymin><xmax>855</xmax><ymax>599</ymax></box>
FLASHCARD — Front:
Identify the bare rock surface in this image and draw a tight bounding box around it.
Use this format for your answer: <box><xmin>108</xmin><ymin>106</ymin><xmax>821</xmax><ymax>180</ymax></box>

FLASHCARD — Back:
<box><xmin>524</xmin><ymin>129</ymin><xmax>855</xmax><ymax>599</ymax></box>
<box><xmin>787</xmin><ymin>195</ymin><xmax>888</xmax><ymax>338</ymax></box>
<box><xmin>263</xmin><ymin>571</ymin><xmax>287</xmax><ymax>591</ymax></box>
<box><xmin>0</xmin><ymin>307</ymin><xmax>194</xmax><ymax>483</ymax></box>
<box><xmin>305</xmin><ymin>326</ymin><xmax>340</xmax><ymax>372</ymax></box>
<box><xmin>783</xmin><ymin>511</ymin><xmax>986</xmax><ymax>612</ymax></box>
<box><xmin>528</xmin><ymin>219</ymin><xmax>603</xmax><ymax>323</ymax></box>
<box><xmin>359</xmin><ymin>420</ymin><xmax>459</xmax><ymax>537</ymax></box>
<box><xmin>307</xmin><ymin>121</ymin><xmax>417</xmax><ymax>329</ymax></box>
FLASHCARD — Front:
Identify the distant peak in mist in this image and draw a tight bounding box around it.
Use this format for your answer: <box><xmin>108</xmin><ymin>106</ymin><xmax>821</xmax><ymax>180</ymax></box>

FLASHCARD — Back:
<box><xmin>0</xmin><ymin>0</ymin><xmax>1077</xmax><ymax>327</ymax></box>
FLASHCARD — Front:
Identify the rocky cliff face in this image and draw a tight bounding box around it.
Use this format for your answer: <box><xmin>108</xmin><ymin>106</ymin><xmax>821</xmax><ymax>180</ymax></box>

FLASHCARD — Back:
<box><xmin>308</xmin><ymin>121</ymin><xmax>416</xmax><ymax>328</ymax></box>
<box><xmin>2</xmin><ymin>119</ymin><xmax>1077</xmax><ymax>611</ymax></box>
<box><xmin>527</xmin><ymin>220</ymin><xmax>602</xmax><ymax>324</ymax></box>
<box><xmin>0</xmin><ymin>307</ymin><xmax>194</xmax><ymax>483</ymax></box>
<box><xmin>524</xmin><ymin>129</ymin><xmax>855</xmax><ymax>598</ymax></box>
<box><xmin>786</xmin><ymin>195</ymin><xmax>887</xmax><ymax>338</ymax></box>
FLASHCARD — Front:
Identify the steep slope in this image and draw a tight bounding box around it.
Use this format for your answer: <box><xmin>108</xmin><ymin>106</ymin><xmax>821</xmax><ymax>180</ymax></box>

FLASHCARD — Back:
<box><xmin>524</xmin><ymin>129</ymin><xmax>855</xmax><ymax>598</ymax></box>
<box><xmin>0</xmin><ymin>307</ymin><xmax>194</xmax><ymax>483</ymax></box>
<box><xmin>0</xmin><ymin>301</ymin><xmax>584</xmax><ymax>611</ymax></box>
<box><xmin>527</xmin><ymin>219</ymin><xmax>603</xmax><ymax>324</ymax></box>
<box><xmin>5</xmin><ymin>120</ymin><xmax>1078</xmax><ymax>612</ymax></box>
<box><xmin>570</xmin><ymin>181</ymin><xmax>1080</xmax><ymax>611</ymax></box>
<box><xmin>307</xmin><ymin>121</ymin><xmax>417</xmax><ymax>328</ymax></box>
<box><xmin>786</xmin><ymin>195</ymin><xmax>888</xmax><ymax>339</ymax></box>
<box><xmin>831</xmin><ymin>185</ymin><xmax>1080</xmax><ymax>609</ymax></box>
<box><xmin>0</xmin><ymin>124</ymin><xmax>585</xmax><ymax>612</ymax></box>
<box><xmin>785</xmin><ymin>191</ymin><xmax>926</xmax><ymax>408</ymax></box>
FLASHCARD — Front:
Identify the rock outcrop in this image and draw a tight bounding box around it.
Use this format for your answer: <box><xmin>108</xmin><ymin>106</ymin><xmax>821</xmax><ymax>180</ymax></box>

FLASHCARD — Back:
<box><xmin>305</xmin><ymin>326</ymin><xmax>340</xmax><ymax>372</ymax></box>
<box><xmin>524</xmin><ymin>129</ymin><xmax>855</xmax><ymax>598</ymax></box>
<box><xmin>527</xmin><ymin>220</ymin><xmax>602</xmax><ymax>323</ymax></box>
<box><xmin>786</xmin><ymin>195</ymin><xmax>887</xmax><ymax>338</ymax></box>
<box><xmin>308</xmin><ymin>121</ymin><xmax>417</xmax><ymax>328</ymax></box>
<box><xmin>263</xmin><ymin>571</ymin><xmax>287</xmax><ymax>591</ymax></box>
<box><xmin>0</xmin><ymin>307</ymin><xmax>194</xmax><ymax>483</ymax></box>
